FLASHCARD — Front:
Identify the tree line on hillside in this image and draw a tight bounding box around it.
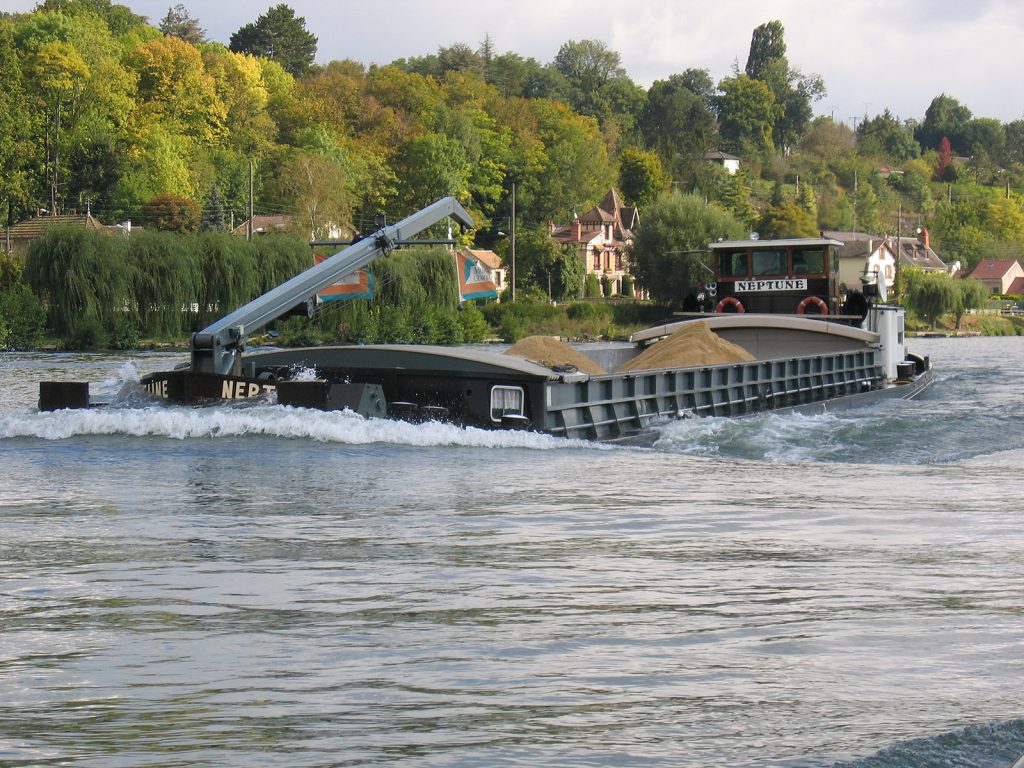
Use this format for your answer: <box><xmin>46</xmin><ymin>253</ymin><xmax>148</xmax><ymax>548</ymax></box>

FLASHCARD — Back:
<box><xmin>1</xmin><ymin>1</ymin><xmax>1024</xmax><ymax>342</ymax></box>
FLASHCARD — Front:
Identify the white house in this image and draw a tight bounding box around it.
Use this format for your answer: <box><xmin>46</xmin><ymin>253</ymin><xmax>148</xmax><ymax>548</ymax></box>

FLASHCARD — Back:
<box><xmin>821</xmin><ymin>230</ymin><xmax>897</xmax><ymax>295</ymax></box>
<box><xmin>704</xmin><ymin>151</ymin><xmax>741</xmax><ymax>175</ymax></box>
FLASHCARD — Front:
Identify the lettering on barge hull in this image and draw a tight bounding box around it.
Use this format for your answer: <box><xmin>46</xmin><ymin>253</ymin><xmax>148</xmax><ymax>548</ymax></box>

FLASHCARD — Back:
<box><xmin>143</xmin><ymin>378</ymin><xmax>168</xmax><ymax>399</ymax></box>
<box><xmin>734</xmin><ymin>279</ymin><xmax>808</xmax><ymax>292</ymax></box>
<box><xmin>142</xmin><ymin>372</ymin><xmax>276</xmax><ymax>402</ymax></box>
<box><xmin>220</xmin><ymin>379</ymin><xmax>276</xmax><ymax>400</ymax></box>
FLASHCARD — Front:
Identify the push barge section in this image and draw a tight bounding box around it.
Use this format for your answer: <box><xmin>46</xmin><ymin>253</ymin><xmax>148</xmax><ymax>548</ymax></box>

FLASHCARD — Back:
<box><xmin>39</xmin><ymin>198</ymin><xmax>933</xmax><ymax>442</ymax></box>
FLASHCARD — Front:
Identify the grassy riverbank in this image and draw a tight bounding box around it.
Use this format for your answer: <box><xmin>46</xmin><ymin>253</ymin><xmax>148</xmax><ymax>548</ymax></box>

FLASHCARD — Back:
<box><xmin>23</xmin><ymin>305</ymin><xmax>1024</xmax><ymax>352</ymax></box>
<box><xmin>906</xmin><ymin>312</ymin><xmax>1024</xmax><ymax>337</ymax></box>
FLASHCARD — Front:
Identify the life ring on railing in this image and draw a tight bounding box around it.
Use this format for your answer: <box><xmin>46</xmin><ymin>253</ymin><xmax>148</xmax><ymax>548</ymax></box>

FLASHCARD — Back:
<box><xmin>796</xmin><ymin>295</ymin><xmax>828</xmax><ymax>315</ymax></box>
<box><xmin>715</xmin><ymin>296</ymin><xmax>745</xmax><ymax>313</ymax></box>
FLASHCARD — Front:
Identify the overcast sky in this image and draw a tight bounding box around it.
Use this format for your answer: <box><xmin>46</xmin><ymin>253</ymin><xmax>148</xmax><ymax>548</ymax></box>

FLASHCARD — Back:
<box><xmin>4</xmin><ymin>0</ymin><xmax>1023</xmax><ymax>124</ymax></box>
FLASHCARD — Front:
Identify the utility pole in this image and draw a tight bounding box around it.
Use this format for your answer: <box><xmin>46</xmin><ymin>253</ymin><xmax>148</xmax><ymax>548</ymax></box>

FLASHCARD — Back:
<box><xmin>852</xmin><ymin>169</ymin><xmax>858</xmax><ymax>234</ymax></box>
<box><xmin>895</xmin><ymin>202</ymin><xmax>901</xmax><ymax>302</ymax></box>
<box><xmin>510</xmin><ymin>181</ymin><xmax>516</xmax><ymax>303</ymax></box>
<box><xmin>247</xmin><ymin>160</ymin><xmax>254</xmax><ymax>242</ymax></box>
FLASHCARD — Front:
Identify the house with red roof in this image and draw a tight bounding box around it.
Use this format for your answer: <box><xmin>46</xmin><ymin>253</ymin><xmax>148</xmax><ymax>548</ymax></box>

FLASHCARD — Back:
<box><xmin>967</xmin><ymin>259</ymin><xmax>1024</xmax><ymax>295</ymax></box>
<box><xmin>549</xmin><ymin>189</ymin><xmax>638</xmax><ymax>296</ymax></box>
<box><xmin>5</xmin><ymin>213</ymin><xmax>116</xmax><ymax>262</ymax></box>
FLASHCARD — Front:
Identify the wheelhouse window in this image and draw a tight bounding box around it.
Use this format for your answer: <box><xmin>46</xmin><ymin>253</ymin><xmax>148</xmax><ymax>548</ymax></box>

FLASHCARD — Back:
<box><xmin>720</xmin><ymin>252</ymin><xmax>748</xmax><ymax>277</ymax></box>
<box><xmin>791</xmin><ymin>248</ymin><xmax>825</xmax><ymax>275</ymax></box>
<box><xmin>490</xmin><ymin>386</ymin><xmax>525</xmax><ymax>422</ymax></box>
<box><xmin>752</xmin><ymin>249</ymin><xmax>786</xmax><ymax>276</ymax></box>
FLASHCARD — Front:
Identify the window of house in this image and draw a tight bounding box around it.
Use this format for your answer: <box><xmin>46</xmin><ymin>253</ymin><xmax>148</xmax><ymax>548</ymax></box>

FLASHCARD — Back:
<box><xmin>593</xmin><ymin>251</ymin><xmax>601</xmax><ymax>270</ymax></box>
<box><xmin>615</xmin><ymin>253</ymin><xmax>622</xmax><ymax>271</ymax></box>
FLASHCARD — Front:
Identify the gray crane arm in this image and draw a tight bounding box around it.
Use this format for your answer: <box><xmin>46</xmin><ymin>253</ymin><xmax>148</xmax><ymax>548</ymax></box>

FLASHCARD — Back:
<box><xmin>190</xmin><ymin>197</ymin><xmax>475</xmax><ymax>375</ymax></box>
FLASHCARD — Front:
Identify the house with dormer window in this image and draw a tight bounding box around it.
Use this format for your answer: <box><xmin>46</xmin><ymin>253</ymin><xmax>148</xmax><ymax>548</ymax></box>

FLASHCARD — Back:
<box><xmin>967</xmin><ymin>259</ymin><xmax>1024</xmax><ymax>295</ymax></box>
<box><xmin>549</xmin><ymin>189</ymin><xmax>638</xmax><ymax>296</ymax></box>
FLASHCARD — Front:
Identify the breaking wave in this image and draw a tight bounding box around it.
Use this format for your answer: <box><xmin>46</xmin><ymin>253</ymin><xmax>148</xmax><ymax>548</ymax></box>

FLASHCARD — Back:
<box><xmin>0</xmin><ymin>401</ymin><xmax>603</xmax><ymax>450</ymax></box>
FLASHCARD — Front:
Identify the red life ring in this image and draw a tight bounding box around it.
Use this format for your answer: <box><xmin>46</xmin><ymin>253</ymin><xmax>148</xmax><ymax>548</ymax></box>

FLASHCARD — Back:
<box><xmin>715</xmin><ymin>296</ymin><xmax>745</xmax><ymax>313</ymax></box>
<box><xmin>796</xmin><ymin>295</ymin><xmax>829</xmax><ymax>315</ymax></box>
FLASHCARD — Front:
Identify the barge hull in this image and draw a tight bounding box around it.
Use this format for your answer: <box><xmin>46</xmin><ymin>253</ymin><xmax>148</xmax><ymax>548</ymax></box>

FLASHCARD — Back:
<box><xmin>132</xmin><ymin>343</ymin><xmax>931</xmax><ymax>443</ymax></box>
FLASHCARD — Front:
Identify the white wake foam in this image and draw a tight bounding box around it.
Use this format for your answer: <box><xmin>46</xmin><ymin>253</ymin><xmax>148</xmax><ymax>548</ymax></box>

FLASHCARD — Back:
<box><xmin>0</xmin><ymin>403</ymin><xmax>601</xmax><ymax>450</ymax></box>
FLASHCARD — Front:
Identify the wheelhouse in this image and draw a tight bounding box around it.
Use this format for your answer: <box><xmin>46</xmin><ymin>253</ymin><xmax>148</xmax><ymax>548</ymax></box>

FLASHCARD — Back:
<box><xmin>708</xmin><ymin>238</ymin><xmax>843</xmax><ymax>316</ymax></box>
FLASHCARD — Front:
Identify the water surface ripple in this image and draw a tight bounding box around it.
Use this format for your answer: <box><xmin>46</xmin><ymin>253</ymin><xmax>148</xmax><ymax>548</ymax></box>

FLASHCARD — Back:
<box><xmin>1</xmin><ymin>337</ymin><xmax>1022</xmax><ymax>766</ymax></box>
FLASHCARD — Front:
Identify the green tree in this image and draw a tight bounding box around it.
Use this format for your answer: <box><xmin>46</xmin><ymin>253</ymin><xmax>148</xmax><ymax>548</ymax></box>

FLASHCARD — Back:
<box><xmin>194</xmin><ymin>232</ymin><xmax>257</xmax><ymax>327</ymax></box>
<box><xmin>618</xmin><ymin>147</ymin><xmax>668</xmax><ymax>209</ymax></box>
<box><xmin>159</xmin><ymin>4</ymin><xmax>206</xmax><ymax>45</ymax></box>
<box><xmin>25</xmin><ymin>40</ymin><xmax>90</xmax><ymax>212</ymax></box>
<box><xmin>1005</xmin><ymin>120</ymin><xmax>1024</xmax><ymax>167</ymax></box>
<box><xmin>555</xmin><ymin>243</ymin><xmax>586</xmax><ymax>301</ymax></box>
<box><xmin>202</xmin><ymin>46</ymin><xmax>275</xmax><ymax>156</ymax></box>
<box><xmin>905</xmin><ymin>268</ymin><xmax>958</xmax><ymax>328</ymax></box>
<box><xmin>392</xmin><ymin>132</ymin><xmax>470</xmax><ymax>211</ymax></box>
<box><xmin>510</xmin><ymin>227</ymin><xmax>564</xmax><ymax>298</ymax></box>
<box><xmin>143</xmin><ymin>193</ymin><xmax>200</xmax><ymax>232</ymax></box>
<box><xmin>794</xmin><ymin>116</ymin><xmax>856</xmax><ymax>166</ymax></box>
<box><xmin>961</xmin><ymin>117</ymin><xmax>1006</xmax><ymax>182</ymax></box>
<box><xmin>715</xmin><ymin>168</ymin><xmax>757</xmax><ymax>227</ymax></box>
<box><xmin>201</xmin><ymin>183</ymin><xmax>225</xmax><ymax>230</ymax></box>
<box><xmin>229</xmin><ymin>4</ymin><xmax>317</xmax><ymax>78</ymax></box>
<box><xmin>0</xmin><ymin>22</ymin><xmax>31</xmax><ymax>220</ymax></box>
<box><xmin>744</xmin><ymin>20</ymin><xmax>786</xmax><ymax>80</ymax></box>
<box><xmin>758</xmin><ymin>200</ymin><xmax>818</xmax><ymax>238</ymax></box>
<box><xmin>0</xmin><ymin>282</ymin><xmax>46</xmax><ymax>349</ymax></box>
<box><xmin>916</xmin><ymin>93</ymin><xmax>972</xmax><ymax>152</ymax></box>
<box><xmin>24</xmin><ymin>226</ymin><xmax>132</xmax><ymax>344</ymax></box>
<box><xmin>109</xmin><ymin>123</ymin><xmax>196</xmax><ymax>218</ymax></box>
<box><xmin>953</xmin><ymin>278</ymin><xmax>989</xmax><ymax>330</ymax></box>
<box><xmin>552</xmin><ymin>39</ymin><xmax>642</xmax><ymax>128</ymax></box>
<box><xmin>714</xmin><ymin>73</ymin><xmax>775</xmax><ymax>158</ymax></box>
<box><xmin>857</xmin><ymin>110</ymin><xmax>920</xmax><ymax>162</ymax></box>
<box><xmin>743</xmin><ymin>20</ymin><xmax>825</xmax><ymax>151</ymax></box>
<box><xmin>629</xmin><ymin>192</ymin><xmax>745</xmax><ymax>305</ymax></box>
<box><xmin>126</xmin><ymin>34</ymin><xmax>226</xmax><ymax>142</ymax></box>
<box><xmin>485</xmin><ymin>51</ymin><xmax>555</xmax><ymax>99</ymax></box>
<box><xmin>889</xmin><ymin>166</ymin><xmax>933</xmax><ymax>212</ymax></box>
<box><xmin>276</xmin><ymin>148</ymin><xmax>354</xmax><ymax>239</ymax></box>
<box><xmin>639</xmin><ymin>70</ymin><xmax>717</xmax><ymax>182</ymax></box>
<box><xmin>127</xmin><ymin>229</ymin><xmax>200</xmax><ymax>336</ymax></box>
<box><xmin>529</xmin><ymin>100</ymin><xmax>615</xmax><ymax>222</ymax></box>
<box><xmin>796</xmin><ymin>178</ymin><xmax>817</xmax><ymax>220</ymax></box>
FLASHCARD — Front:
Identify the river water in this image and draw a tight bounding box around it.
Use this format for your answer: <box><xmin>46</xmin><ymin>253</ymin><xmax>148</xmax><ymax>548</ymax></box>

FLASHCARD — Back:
<box><xmin>1</xmin><ymin>337</ymin><xmax>1022</xmax><ymax>767</ymax></box>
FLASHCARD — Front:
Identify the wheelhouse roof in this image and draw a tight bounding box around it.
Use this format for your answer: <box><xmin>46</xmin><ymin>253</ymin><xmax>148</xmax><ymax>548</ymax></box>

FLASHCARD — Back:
<box><xmin>709</xmin><ymin>238</ymin><xmax>843</xmax><ymax>251</ymax></box>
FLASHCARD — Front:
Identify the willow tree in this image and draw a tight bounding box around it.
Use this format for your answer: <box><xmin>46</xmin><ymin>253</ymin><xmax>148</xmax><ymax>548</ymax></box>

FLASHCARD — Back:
<box><xmin>194</xmin><ymin>232</ymin><xmax>257</xmax><ymax>328</ymax></box>
<box><xmin>250</xmin><ymin>233</ymin><xmax>311</xmax><ymax>296</ymax></box>
<box><xmin>24</xmin><ymin>227</ymin><xmax>132</xmax><ymax>340</ymax></box>
<box><xmin>321</xmin><ymin>246</ymin><xmax>462</xmax><ymax>344</ymax></box>
<box><xmin>904</xmin><ymin>269</ymin><xmax>959</xmax><ymax>328</ymax></box>
<box><xmin>127</xmin><ymin>230</ymin><xmax>200</xmax><ymax>337</ymax></box>
<box><xmin>370</xmin><ymin>246</ymin><xmax>458</xmax><ymax>309</ymax></box>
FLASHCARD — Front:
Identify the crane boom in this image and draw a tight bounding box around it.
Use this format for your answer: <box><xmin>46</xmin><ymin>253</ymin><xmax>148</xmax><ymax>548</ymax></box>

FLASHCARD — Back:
<box><xmin>190</xmin><ymin>197</ymin><xmax>475</xmax><ymax>376</ymax></box>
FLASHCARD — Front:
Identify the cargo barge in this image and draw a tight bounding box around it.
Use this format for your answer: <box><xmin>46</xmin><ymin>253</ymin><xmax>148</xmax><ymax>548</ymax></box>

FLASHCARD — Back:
<box><xmin>38</xmin><ymin>198</ymin><xmax>933</xmax><ymax>442</ymax></box>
